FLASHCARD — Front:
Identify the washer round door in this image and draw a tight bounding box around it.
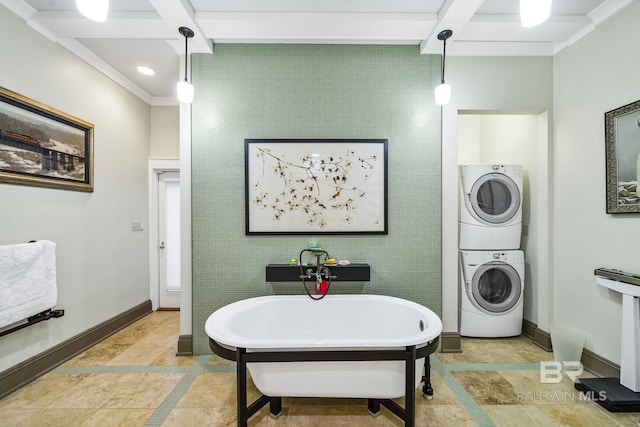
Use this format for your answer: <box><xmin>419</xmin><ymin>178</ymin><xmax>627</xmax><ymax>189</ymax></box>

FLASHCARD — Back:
<box><xmin>469</xmin><ymin>173</ymin><xmax>520</xmax><ymax>224</ymax></box>
<box><xmin>470</xmin><ymin>261</ymin><xmax>522</xmax><ymax>313</ymax></box>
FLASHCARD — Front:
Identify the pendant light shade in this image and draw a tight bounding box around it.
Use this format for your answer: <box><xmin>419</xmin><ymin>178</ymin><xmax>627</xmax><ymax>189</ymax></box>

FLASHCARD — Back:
<box><xmin>177</xmin><ymin>26</ymin><xmax>195</xmax><ymax>104</ymax></box>
<box><xmin>434</xmin><ymin>29</ymin><xmax>453</xmax><ymax>106</ymax></box>
<box><xmin>434</xmin><ymin>83</ymin><xmax>451</xmax><ymax>106</ymax></box>
<box><xmin>520</xmin><ymin>0</ymin><xmax>552</xmax><ymax>28</ymax></box>
<box><xmin>76</xmin><ymin>0</ymin><xmax>109</xmax><ymax>22</ymax></box>
<box><xmin>177</xmin><ymin>80</ymin><xmax>194</xmax><ymax>104</ymax></box>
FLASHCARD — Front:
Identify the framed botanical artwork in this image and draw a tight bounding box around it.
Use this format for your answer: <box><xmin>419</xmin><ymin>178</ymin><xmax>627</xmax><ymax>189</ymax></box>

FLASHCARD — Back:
<box><xmin>245</xmin><ymin>138</ymin><xmax>388</xmax><ymax>234</ymax></box>
<box><xmin>0</xmin><ymin>86</ymin><xmax>94</xmax><ymax>192</ymax></box>
<box><xmin>605</xmin><ymin>99</ymin><xmax>640</xmax><ymax>213</ymax></box>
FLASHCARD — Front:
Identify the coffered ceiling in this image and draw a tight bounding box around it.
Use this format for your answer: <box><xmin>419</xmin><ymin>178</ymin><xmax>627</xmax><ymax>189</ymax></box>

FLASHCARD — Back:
<box><xmin>1</xmin><ymin>0</ymin><xmax>631</xmax><ymax>105</ymax></box>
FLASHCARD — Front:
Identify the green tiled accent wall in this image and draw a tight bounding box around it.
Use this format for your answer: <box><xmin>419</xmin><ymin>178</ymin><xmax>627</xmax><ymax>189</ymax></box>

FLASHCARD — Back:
<box><xmin>191</xmin><ymin>44</ymin><xmax>442</xmax><ymax>353</ymax></box>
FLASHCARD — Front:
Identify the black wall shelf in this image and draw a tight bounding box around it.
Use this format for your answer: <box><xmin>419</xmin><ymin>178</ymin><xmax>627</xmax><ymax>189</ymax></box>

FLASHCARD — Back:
<box><xmin>266</xmin><ymin>264</ymin><xmax>370</xmax><ymax>282</ymax></box>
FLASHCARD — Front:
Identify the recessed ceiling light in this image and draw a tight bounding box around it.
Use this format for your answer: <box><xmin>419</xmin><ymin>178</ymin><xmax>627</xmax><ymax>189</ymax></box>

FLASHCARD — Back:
<box><xmin>137</xmin><ymin>65</ymin><xmax>155</xmax><ymax>76</ymax></box>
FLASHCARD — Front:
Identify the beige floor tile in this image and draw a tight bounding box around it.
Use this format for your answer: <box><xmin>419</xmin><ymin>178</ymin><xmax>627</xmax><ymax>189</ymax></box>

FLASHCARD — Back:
<box><xmin>160</xmin><ymin>407</ymin><xmax>237</xmax><ymax>426</ymax></box>
<box><xmin>606</xmin><ymin>410</ymin><xmax>640</xmax><ymax>427</ymax></box>
<box><xmin>416</xmin><ymin>371</ymin><xmax>459</xmax><ymax>406</ymax></box>
<box><xmin>176</xmin><ymin>372</ymin><xmax>238</xmax><ymax>409</ymax></box>
<box><xmin>538</xmin><ymin>403</ymin><xmax>625</xmax><ymax>427</ymax></box>
<box><xmin>153</xmin><ymin>350</ymin><xmax>200</xmax><ymax>366</ymax></box>
<box><xmin>106</xmin><ymin>342</ymin><xmax>177</xmax><ymax>366</ymax></box>
<box><xmin>498</xmin><ymin>369</ymin><xmax>591</xmax><ymax>405</ymax></box>
<box><xmin>452</xmin><ymin>370</ymin><xmax>520</xmax><ymax>405</ymax></box>
<box><xmin>284</xmin><ymin>405</ymin><xmax>354</xmax><ymax>426</ymax></box>
<box><xmin>437</xmin><ymin>336</ymin><xmax>551</xmax><ymax>364</ymax></box>
<box><xmin>208</xmin><ymin>354</ymin><xmax>236</xmax><ymax>367</ymax></box>
<box><xmin>0</xmin><ymin>373</ymin><xmax>73</xmax><ymax>409</ymax></box>
<box><xmin>415</xmin><ymin>404</ymin><xmax>478</xmax><ymax>426</ymax></box>
<box><xmin>62</xmin><ymin>341</ymin><xmax>135</xmax><ymax>366</ymax></box>
<box><xmin>101</xmin><ymin>373</ymin><xmax>184</xmax><ymax>408</ymax></box>
<box><xmin>350</xmin><ymin>406</ymin><xmax>404</xmax><ymax>426</ymax></box>
<box><xmin>0</xmin><ymin>408</ymin><xmax>96</xmax><ymax>426</ymax></box>
<box><xmin>47</xmin><ymin>373</ymin><xmax>137</xmax><ymax>409</ymax></box>
<box><xmin>0</xmin><ymin>408</ymin><xmax>38</xmax><ymax>426</ymax></box>
<box><xmin>247</xmin><ymin>407</ymin><xmax>290</xmax><ymax>426</ymax></box>
<box><xmin>83</xmin><ymin>408</ymin><xmax>155</xmax><ymax>426</ymax></box>
<box><xmin>482</xmin><ymin>404</ymin><xmax>567</xmax><ymax>426</ymax></box>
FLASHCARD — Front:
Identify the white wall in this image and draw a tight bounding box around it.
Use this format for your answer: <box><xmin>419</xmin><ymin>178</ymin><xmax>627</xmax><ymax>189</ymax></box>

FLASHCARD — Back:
<box><xmin>0</xmin><ymin>7</ymin><xmax>151</xmax><ymax>372</ymax></box>
<box><xmin>150</xmin><ymin>106</ymin><xmax>179</xmax><ymax>158</ymax></box>
<box><xmin>441</xmin><ymin>56</ymin><xmax>553</xmax><ymax>334</ymax></box>
<box><xmin>553</xmin><ymin>1</ymin><xmax>640</xmax><ymax>364</ymax></box>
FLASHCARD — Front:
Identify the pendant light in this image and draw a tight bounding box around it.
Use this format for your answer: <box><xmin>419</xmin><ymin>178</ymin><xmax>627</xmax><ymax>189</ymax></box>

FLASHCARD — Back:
<box><xmin>177</xmin><ymin>27</ymin><xmax>195</xmax><ymax>104</ymax></box>
<box><xmin>520</xmin><ymin>0</ymin><xmax>552</xmax><ymax>28</ymax></box>
<box><xmin>76</xmin><ymin>0</ymin><xmax>109</xmax><ymax>22</ymax></box>
<box><xmin>434</xmin><ymin>29</ymin><xmax>453</xmax><ymax>106</ymax></box>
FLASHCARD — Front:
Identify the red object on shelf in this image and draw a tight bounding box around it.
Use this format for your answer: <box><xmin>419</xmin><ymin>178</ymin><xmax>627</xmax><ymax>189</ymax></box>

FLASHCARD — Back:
<box><xmin>315</xmin><ymin>279</ymin><xmax>329</xmax><ymax>295</ymax></box>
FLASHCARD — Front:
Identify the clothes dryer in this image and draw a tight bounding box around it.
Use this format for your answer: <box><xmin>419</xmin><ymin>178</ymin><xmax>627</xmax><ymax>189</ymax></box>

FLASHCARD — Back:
<box><xmin>459</xmin><ymin>164</ymin><xmax>523</xmax><ymax>250</ymax></box>
<box><xmin>459</xmin><ymin>250</ymin><xmax>524</xmax><ymax>337</ymax></box>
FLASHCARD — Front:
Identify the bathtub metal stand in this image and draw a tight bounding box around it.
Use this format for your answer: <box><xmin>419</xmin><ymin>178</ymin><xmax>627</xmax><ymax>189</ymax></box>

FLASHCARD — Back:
<box><xmin>210</xmin><ymin>337</ymin><xmax>439</xmax><ymax>427</ymax></box>
<box><xmin>422</xmin><ymin>355</ymin><xmax>434</xmax><ymax>398</ymax></box>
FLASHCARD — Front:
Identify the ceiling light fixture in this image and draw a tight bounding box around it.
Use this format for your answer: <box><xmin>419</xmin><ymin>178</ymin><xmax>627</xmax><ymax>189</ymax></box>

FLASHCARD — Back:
<box><xmin>520</xmin><ymin>0</ymin><xmax>552</xmax><ymax>28</ymax></box>
<box><xmin>137</xmin><ymin>66</ymin><xmax>155</xmax><ymax>76</ymax></box>
<box><xmin>176</xmin><ymin>26</ymin><xmax>195</xmax><ymax>104</ymax></box>
<box><xmin>434</xmin><ymin>29</ymin><xmax>453</xmax><ymax>106</ymax></box>
<box><xmin>76</xmin><ymin>0</ymin><xmax>109</xmax><ymax>22</ymax></box>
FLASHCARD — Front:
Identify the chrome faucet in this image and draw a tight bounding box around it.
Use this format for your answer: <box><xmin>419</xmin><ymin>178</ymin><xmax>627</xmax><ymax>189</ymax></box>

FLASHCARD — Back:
<box><xmin>298</xmin><ymin>249</ymin><xmax>337</xmax><ymax>299</ymax></box>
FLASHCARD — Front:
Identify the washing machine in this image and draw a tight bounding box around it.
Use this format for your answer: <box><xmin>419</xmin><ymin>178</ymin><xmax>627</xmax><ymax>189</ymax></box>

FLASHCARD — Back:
<box><xmin>459</xmin><ymin>164</ymin><xmax>523</xmax><ymax>250</ymax></box>
<box><xmin>459</xmin><ymin>250</ymin><xmax>524</xmax><ymax>337</ymax></box>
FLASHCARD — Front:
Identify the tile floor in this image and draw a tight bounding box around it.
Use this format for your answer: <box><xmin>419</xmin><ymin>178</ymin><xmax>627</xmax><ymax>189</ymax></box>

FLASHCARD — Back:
<box><xmin>1</xmin><ymin>311</ymin><xmax>639</xmax><ymax>426</ymax></box>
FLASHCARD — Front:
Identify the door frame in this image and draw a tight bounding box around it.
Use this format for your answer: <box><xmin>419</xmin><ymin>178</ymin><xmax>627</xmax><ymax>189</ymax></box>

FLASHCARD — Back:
<box><xmin>149</xmin><ymin>158</ymin><xmax>180</xmax><ymax>311</ymax></box>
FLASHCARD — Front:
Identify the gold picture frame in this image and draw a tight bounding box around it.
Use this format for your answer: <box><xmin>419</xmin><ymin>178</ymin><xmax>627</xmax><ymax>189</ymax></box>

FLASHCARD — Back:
<box><xmin>0</xmin><ymin>86</ymin><xmax>94</xmax><ymax>192</ymax></box>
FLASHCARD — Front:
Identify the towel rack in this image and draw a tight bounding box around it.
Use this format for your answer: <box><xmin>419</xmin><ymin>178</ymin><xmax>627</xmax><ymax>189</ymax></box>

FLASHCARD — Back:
<box><xmin>0</xmin><ymin>240</ymin><xmax>65</xmax><ymax>338</ymax></box>
<box><xmin>0</xmin><ymin>309</ymin><xmax>65</xmax><ymax>338</ymax></box>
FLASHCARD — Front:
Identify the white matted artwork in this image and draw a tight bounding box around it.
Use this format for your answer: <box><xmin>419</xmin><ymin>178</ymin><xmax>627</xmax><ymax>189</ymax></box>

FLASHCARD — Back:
<box><xmin>245</xmin><ymin>139</ymin><xmax>388</xmax><ymax>234</ymax></box>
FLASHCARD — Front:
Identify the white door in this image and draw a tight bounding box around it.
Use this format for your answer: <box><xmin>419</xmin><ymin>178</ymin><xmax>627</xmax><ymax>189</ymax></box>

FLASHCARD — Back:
<box><xmin>158</xmin><ymin>171</ymin><xmax>181</xmax><ymax>309</ymax></box>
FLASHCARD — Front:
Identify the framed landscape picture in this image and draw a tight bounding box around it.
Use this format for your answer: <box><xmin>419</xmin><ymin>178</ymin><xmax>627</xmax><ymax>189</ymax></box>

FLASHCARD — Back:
<box><xmin>0</xmin><ymin>86</ymin><xmax>94</xmax><ymax>192</ymax></box>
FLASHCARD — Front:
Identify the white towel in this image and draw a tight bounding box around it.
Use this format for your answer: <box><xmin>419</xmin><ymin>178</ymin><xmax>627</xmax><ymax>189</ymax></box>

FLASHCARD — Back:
<box><xmin>0</xmin><ymin>240</ymin><xmax>57</xmax><ymax>328</ymax></box>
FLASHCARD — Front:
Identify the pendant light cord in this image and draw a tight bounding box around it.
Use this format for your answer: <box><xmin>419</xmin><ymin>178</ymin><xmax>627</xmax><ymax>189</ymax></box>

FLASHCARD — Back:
<box><xmin>441</xmin><ymin>38</ymin><xmax>446</xmax><ymax>84</ymax></box>
<box><xmin>437</xmin><ymin>29</ymin><xmax>453</xmax><ymax>85</ymax></box>
<box><xmin>183</xmin><ymin>35</ymin><xmax>188</xmax><ymax>82</ymax></box>
<box><xmin>178</xmin><ymin>27</ymin><xmax>195</xmax><ymax>83</ymax></box>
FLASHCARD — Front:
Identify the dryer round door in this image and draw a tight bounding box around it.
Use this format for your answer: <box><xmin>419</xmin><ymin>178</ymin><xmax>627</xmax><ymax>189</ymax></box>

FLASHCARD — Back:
<box><xmin>470</xmin><ymin>261</ymin><xmax>522</xmax><ymax>313</ymax></box>
<box><xmin>469</xmin><ymin>173</ymin><xmax>520</xmax><ymax>224</ymax></box>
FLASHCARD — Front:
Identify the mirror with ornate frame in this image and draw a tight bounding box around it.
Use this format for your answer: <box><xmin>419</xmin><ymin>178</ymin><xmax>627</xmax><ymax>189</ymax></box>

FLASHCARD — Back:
<box><xmin>605</xmin><ymin>99</ymin><xmax>640</xmax><ymax>213</ymax></box>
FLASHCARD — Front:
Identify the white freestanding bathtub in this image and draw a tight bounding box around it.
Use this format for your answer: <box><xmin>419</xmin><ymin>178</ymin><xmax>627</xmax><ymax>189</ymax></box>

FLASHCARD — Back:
<box><xmin>205</xmin><ymin>294</ymin><xmax>442</xmax><ymax>401</ymax></box>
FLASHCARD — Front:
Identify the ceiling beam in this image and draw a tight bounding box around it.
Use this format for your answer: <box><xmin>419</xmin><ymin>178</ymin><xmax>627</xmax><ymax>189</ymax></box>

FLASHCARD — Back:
<box><xmin>147</xmin><ymin>0</ymin><xmax>213</xmax><ymax>54</ymax></box>
<box><xmin>589</xmin><ymin>0</ymin><xmax>633</xmax><ymax>25</ymax></box>
<box><xmin>419</xmin><ymin>0</ymin><xmax>484</xmax><ymax>54</ymax></box>
<box><xmin>31</xmin><ymin>12</ymin><xmax>174</xmax><ymax>39</ymax></box>
<box><xmin>196</xmin><ymin>11</ymin><xmax>437</xmax><ymax>43</ymax></box>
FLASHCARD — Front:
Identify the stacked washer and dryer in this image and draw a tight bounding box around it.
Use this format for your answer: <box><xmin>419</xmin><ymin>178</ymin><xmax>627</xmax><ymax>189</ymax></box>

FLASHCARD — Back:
<box><xmin>458</xmin><ymin>164</ymin><xmax>525</xmax><ymax>337</ymax></box>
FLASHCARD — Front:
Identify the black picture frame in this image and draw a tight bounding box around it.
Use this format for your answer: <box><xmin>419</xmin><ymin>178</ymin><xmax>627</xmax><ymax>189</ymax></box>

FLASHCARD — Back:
<box><xmin>245</xmin><ymin>138</ymin><xmax>388</xmax><ymax>234</ymax></box>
